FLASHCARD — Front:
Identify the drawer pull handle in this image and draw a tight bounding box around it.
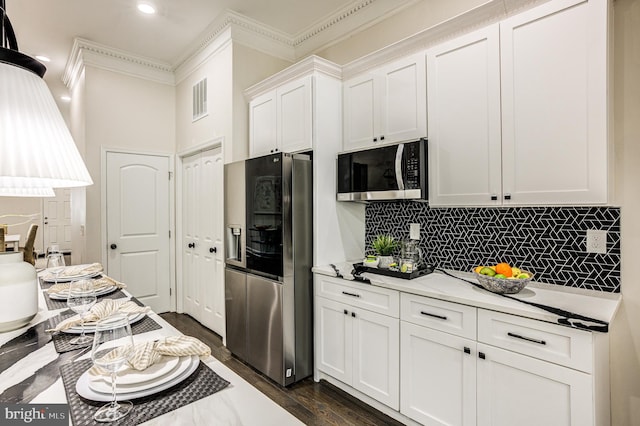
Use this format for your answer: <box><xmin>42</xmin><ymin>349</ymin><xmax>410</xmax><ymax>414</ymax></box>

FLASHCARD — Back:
<box><xmin>342</xmin><ymin>291</ymin><xmax>360</xmax><ymax>298</ymax></box>
<box><xmin>507</xmin><ymin>332</ymin><xmax>546</xmax><ymax>345</ymax></box>
<box><xmin>464</xmin><ymin>347</ymin><xmax>471</xmax><ymax>354</ymax></box>
<box><xmin>420</xmin><ymin>311</ymin><xmax>447</xmax><ymax>321</ymax></box>
<box><xmin>344</xmin><ymin>309</ymin><xmax>348</xmax><ymax>315</ymax></box>
<box><xmin>479</xmin><ymin>352</ymin><xmax>486</xmax><ymax>360</ymax></box>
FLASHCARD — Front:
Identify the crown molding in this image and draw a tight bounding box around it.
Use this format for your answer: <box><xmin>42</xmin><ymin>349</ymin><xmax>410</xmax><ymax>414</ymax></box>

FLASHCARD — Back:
<box><xmin>243</xmin><ymin>55</ymin><xmax>342</xmax><ymax>100</ymax></box>
<box><xmin>341</xmin><ymin>0</ymin><xmax>553</xmax><ymax>80</ymax></box>
<box><xmin>63</xmin><ymin>38</ymin><xmax>175</xmax><ymax>90</ymax></box>
<box><xmin>292</xmin><ymin>0</ymin><xmax>420</xmax><ymax>57</ymax></box>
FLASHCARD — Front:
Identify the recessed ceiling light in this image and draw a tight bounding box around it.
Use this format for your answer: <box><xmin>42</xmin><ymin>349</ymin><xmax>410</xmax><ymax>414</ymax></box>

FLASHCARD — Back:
<box><xmin>35</xmin><ymin>55</ymin><xmax>50</xmax><ymax>62</ymax></box>
<box><xmin>137</xmin><ymin>2</ymin><xmax>156</xmax><ymax>14</ymax></box>
<box><xmin>60</xmin><ymin>96</ymin><xmax>71</xmax><ymax>102</ymax></box>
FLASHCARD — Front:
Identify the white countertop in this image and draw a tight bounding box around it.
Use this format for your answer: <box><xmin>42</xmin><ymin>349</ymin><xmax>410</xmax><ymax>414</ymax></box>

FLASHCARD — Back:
<box><xmin>312</xmin><ymin>262</ymin><xmax>621</xmax><ymax>329</ymax></box>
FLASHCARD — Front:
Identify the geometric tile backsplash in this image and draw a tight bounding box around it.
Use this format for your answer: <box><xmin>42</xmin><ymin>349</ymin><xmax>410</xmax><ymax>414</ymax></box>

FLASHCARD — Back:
<box><xmin>365</xmin><ymin>202</ymin><xmax>621</xmax><ymax>293</ymax></box>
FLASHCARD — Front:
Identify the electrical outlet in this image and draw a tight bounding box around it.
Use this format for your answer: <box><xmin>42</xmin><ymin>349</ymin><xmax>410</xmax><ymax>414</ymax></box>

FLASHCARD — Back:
<box><xmin>586</xmin><ymin>230</ymin><xmax>607</xmax><ymax>254</ymax></box>
<box><xmin>410</xmin><ymin>223</ymin><xmax>420</xmax><ymax>240</ymax></box>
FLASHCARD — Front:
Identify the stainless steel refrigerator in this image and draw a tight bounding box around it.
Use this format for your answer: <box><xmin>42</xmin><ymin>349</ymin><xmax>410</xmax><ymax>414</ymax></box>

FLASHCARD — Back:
<box><xmin>224</xmin><ymin>152</ymin><xmax>313</xmax><ymax>386</ymax></box>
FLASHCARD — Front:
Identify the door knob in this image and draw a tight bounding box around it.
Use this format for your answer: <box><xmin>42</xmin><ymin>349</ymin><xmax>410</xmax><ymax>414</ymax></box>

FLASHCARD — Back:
<box><xmin>188</xmin><ymin>242</ymin><xmax>195</xmax><ymax>248</ymax></box>
<box><xmin>209</xmin><ymin>247</ymin><xmax>217</xmax><ymax>253</ymax></box>
<box><xmin>110</xmin><ymin>244</ymin><xmax>117</xmax><ymax>250</ymax></box>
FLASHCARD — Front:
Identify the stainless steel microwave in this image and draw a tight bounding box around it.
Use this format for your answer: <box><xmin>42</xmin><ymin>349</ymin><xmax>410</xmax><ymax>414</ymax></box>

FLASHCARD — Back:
<box><xmin>337</xmin><ymin>139</ymin><xmax>428</xmax><ymax>201</ymax></box>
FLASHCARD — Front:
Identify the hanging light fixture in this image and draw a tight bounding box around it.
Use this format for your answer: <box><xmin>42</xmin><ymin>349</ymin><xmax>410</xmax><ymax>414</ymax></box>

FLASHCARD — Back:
<box><xmin>0</xmin><ymin>0</ymin><xmax>92</xmax><ymax>192</ymax></box>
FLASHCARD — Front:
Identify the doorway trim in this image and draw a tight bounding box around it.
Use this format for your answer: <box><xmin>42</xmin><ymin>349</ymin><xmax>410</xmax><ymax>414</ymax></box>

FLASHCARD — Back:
<box><xmin>175</xmin><ymin>137</ymin><xmax>224</xmax><ymax>314</ymax></box>
<box><xmin>100</xmin><ymin>147</ymin><xmax>176</xmax><ymax>311</ymax></box>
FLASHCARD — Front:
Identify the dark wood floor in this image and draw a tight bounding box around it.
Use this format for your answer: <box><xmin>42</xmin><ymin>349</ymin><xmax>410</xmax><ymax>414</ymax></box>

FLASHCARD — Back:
<box><xmin>160</xmin><ymin>312</ymin><xmax>405</xmax><ymax>426</ymax></box>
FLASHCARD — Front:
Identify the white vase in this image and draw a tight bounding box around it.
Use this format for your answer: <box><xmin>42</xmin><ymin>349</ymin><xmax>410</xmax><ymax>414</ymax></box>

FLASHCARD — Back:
<box><xmin>377</xmin><ymin>255</ymin><xmax>394</xmax><ymax>269</ymax></box>
<box><xmin>0</xmin><ymin>251</ymin><xmax>38</xmax><ymax>332</ymax></box>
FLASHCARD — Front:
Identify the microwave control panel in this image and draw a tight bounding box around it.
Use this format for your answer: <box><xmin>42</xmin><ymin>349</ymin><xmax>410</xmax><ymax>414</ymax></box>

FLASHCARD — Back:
<box><xmin>404</xmin><ymin>141</ymin><xmax>422</xmax><ymax>190</ymax></box>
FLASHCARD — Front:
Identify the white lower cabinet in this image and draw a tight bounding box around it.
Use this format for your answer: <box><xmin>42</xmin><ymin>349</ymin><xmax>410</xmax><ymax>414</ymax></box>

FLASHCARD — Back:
<box><xmin>476</xmin><ymin>343</ymin><xmax>592</xmax><ymax>426</ymax></box>
<box><xmin>315</xmin><ymin>279</ymin><xmax>609</xmax><ymax>425</ymax></box>
<box><xmin>316</xmin><ymin>296</ymin><xmax>400</xmax><ymax>410</ymax></box>
<box><xmin>400</xmin><ymin>321</ymin><xmax>477</xmax><ymax>425</ymax></box>
<box><xmin>315</xmin><ymin>276</ymin><xmax>400</xmax><ymax>410</ymax></box>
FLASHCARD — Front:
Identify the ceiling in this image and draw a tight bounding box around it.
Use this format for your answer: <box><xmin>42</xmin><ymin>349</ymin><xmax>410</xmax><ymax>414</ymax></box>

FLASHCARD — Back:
<box><xmin>5</xmin><ymin>0</ymin><xmax>397</xmax><ymax>107</ymax></box>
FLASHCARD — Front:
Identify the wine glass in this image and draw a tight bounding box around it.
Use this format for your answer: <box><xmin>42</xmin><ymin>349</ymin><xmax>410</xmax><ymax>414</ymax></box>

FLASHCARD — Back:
<box><xmin>45</xmin><ymin>251</ymin><xmax>66</xmax><ymax>285</ymax></box>
<box><xmin>91</xmin><ymin>314</ymin><xmax>134</xmax><ymax>422</ymax></box>
<box><xmin>67</xmin><ymin>279</ymin><xmax>97</xmax><ymax>345</ymax></box>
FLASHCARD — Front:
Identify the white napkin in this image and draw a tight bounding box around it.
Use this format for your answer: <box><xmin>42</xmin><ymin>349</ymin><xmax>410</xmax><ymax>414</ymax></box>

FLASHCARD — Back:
<box><xmin>89</xmin><ymin>336</ymin><xmax>211</xmax><ymax>375</ymax></box>
<box><xmin>46</xmin><ymin>275</ymin><xmax>126</xmax><ymax>295</ymax></box>
<box><xmin>46</xmin><ymin>299</ymin><xmax>150</xmax><ymax>333</ymax></box>
<box><xmin>41</xmin><ymin>262</ymin><xmax>104</xmax><ymax>281</ymax></box>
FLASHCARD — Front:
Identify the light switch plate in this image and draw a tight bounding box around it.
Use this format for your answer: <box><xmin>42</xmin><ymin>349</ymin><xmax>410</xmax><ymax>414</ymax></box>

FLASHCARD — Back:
<box><xmin>586</xmin><ymin>230</ymin><xmax>607</xmax><ymax>254</ymax></box>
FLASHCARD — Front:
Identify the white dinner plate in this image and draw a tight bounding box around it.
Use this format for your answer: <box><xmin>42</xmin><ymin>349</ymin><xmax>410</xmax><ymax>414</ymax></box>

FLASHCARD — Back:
<box><xmin>76</xmin><ymin>355</ymin><xmax>199</xmax><ymax>401</ymax></box>
<box><xmin>48</xmin><ymin>284</ymin><xmax>117</xmax><ymax>300</ymax></box>
<box><xmin>88</xmin><ymin>355</ymin><xmax>189</xmax><ymax>393</ymax></box>
<box><xmin>62</xmin><ymin>312</ymin><xmax>146</xmax><ymax>334</ymax></box>
<box><xmin>42</xmin><ymin>269</ymin><xmax>103</xmax><ymax>283</ymax></box>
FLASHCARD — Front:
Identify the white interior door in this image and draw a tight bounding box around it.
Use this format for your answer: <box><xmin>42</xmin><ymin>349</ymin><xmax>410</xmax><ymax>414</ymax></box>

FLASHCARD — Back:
<box><xmin>42</xmin><ymin>188</ymin><xmax>72</xmax><ymax>253</ymax></box>
<box><xmin>182</xmin><ymin>148</ymin><xmax>225</xmax><ymax>336</ymax></box>
<box><xmin>106</xmin><ymin>152</ymin><xmax>171</xmax><ymax>313</ymax></box>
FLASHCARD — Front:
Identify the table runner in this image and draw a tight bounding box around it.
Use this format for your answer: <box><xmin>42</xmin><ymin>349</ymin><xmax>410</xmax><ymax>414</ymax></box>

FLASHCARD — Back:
<box><xmin>60</xmin><ymin>358</ymin><xmax>230</xmax><ymax>426</ymax></box>
<box><xmin>48</xmin><ymin>313</ymin><xmax>163</xmax><ymax>353</ymax></box>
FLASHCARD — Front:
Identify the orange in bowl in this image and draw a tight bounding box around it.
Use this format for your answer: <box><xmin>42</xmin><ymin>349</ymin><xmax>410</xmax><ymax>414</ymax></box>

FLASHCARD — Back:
<box><xmin>495</xmin><ymin>262</ymin><xmax>513</xmax><ymax>277</ymax></box>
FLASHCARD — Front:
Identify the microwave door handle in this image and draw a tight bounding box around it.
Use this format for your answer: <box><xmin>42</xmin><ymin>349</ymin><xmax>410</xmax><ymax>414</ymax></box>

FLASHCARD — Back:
<box><xmin>395</xmin><ymin>144</ymin><xmax>405</xmax><ymax>190</ymax></box>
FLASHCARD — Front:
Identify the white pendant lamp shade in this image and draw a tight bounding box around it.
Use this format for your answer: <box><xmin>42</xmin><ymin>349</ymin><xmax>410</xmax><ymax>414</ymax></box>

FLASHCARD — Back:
<box><xmin>0</xmin><ymin>187</ymin><xmax>55</xmax><ymax>197</ymax></box>
<box><xmin>0</xmin><ymin>60</ymin><xmax>93</xmax><ymax>189</ymax></box>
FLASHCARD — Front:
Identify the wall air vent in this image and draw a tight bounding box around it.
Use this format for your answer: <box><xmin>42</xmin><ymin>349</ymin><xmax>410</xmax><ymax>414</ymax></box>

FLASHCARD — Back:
<box><xmin>192</xmin><ymin>78</ymin><xmax>208</xmax><ymax>122</ymax></box>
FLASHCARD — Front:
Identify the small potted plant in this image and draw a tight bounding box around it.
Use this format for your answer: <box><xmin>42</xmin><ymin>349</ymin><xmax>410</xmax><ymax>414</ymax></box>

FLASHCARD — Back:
<box><xmin>372</xmin><ymin>235</ymin><xmax>398</xmax><ymax>269</ymax></box>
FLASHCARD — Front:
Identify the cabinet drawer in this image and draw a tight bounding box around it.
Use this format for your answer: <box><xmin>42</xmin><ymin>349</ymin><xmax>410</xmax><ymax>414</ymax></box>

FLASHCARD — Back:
<box><xmin>315</xmin><ymin>275</ymin><xmax>399</xmax><ymax>317</ymax></box>
<box><xmin>401</xmin><ymin>293</ymin><xmax>477</xmax><ymax>340</ymax></box>
<box><xmin>478</xmin><ymin>309</ymin><xmax>593</xmax><ymax>373</ymax></box>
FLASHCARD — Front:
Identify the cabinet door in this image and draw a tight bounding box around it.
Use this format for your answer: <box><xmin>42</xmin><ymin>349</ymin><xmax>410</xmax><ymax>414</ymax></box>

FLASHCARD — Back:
<box><xmin>352</xmin><ymin>306</ymin><xmax>400</xmax><ymax>410</ymax></box>
<box><xmin>379</xmin><ymin>53</ymin><xmax>427</xmax><ymax>145</ymax></box>
<box><xmin>277</xmin><ymin>75</ymin><xmax>313</xmax><ymax>154</ymax></box>
<box><xmin>315</xmin><ymin>297</ymin><xmax>352</xmax><ymax>384</ymax></box>
<box><xmin>476</xmin><ymin>343</ymin><xmax>593</xmax><ymax>426</ymax></box>
<box><xmin>401</xmin><ymin>322</ymin><xmax>477</xmax><ymax>426</ymax></box>
<box><xmin>500</xmin><ymin>0</ymin><xmax>608</xmax><ymax>204</ymax></box>
<box><xmin>427</xmin><ymin>25</ymin><xmax>502</xmax><ymax>207</ymax></box>
<box><xmin>343</xmin><ymin>73</ymin><xmax>380</xmax><ymax>151</ymax></box>
<box><xmin>249</xmin><ymin>90</ymin><xmax>277</xmax><ymax>158</ymax></box>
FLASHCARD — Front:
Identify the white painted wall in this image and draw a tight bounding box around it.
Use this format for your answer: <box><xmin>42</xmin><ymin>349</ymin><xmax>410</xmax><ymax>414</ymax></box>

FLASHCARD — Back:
<box><xmin>82</xmin><ymin>66</ymin><xmax>175</xmax><ymax>264</ymax></box>
<box><xmin>317</xmin><ymin>0</ymin><xmax>487</xmax><ymax>65</ymax></box>
<box><xmin>175</xmin><ymin>40</ymin><xmax>290</xmax><ymax>163</ymax></box>
<box><xmin>610</xmin><ymin>0</ymin><xmax>640</xmax><ymax>424</ymax></box>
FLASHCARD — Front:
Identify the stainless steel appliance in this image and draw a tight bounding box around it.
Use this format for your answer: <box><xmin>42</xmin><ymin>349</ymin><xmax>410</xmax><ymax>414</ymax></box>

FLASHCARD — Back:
<box><xmin>337</xmin><ymin>138</ymin><xmax>428</xmax><ymax>201</ymax></box>
<box><xmin>224</xmin><ymin>152</ymin><xmax>313</xmax><ymax>386</ymax></box>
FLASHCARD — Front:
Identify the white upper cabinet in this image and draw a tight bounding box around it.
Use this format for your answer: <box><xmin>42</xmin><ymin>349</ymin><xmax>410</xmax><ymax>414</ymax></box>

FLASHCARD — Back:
<box><xmin>500</xmin><ymin>0</ymin><xmax>608</xmax><ymax>205</ymax></box>
<box><xmin>249</xmin><ymin>75</ymin><xmax>312</xmax><ymax>157</ymax></box>
<box><xmin>428</xmin><ymin>0</ymin><xmax>609</xmax><ymax>206</ymax></box>
<box><xmin>343</xmin><ymin>53</ymin><xmax>426</xmax><ymax>151</ymax></box>
<box><xmin>427</xmin><ymin>25</ymin><xmax>502</xmax><ymax>206</ymax></box>
<box><xmin>249</xmin><ymin>91</ymin><xmax>277</xmax><ymax>158</ymax></box>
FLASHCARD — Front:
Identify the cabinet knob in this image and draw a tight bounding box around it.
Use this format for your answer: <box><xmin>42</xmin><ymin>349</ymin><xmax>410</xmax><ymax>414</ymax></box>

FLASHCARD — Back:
<box><xmin>209</xmin><ymin>247</ymin><xmax>217</xmax><ymax>253</ymax></box>
<box><xmin>490</xmin><ymin>195</ymin><xmax>498</xmax><ymax>201</ymax></box>
<box><xmin>504</xmin><ymin>194</ymin><xmax>512</xmax><ymax>200</ymax></box>
<box><xmin>380</xmin><ymin>136</ymin><xmax>385</xmax><ymax>141</ymax></box>
<box><xmin>188</xmin><ymin>242</ymin><xmax>195</xmax><ymax>248</ymax></box>
<box><xmin>110</xmin><ymin>243</ymin><xmax>117</xmax><ymax>250</ymax></box>
<box><xmin>464</xmin><ymin>347</ymin><xmax>471</xmax><ymax>354</ymax></box>
<box><xmin>351</xmin><ymin>312</ymin><xmax>356</xmax><ymax>318</ymax></box>
<box><xmin>270</xmin><ymin>149</ymin><xmax>274</xmax><ymax>153</ymax></box>
<box><xmin>373</xmin><ymin>137</ymin><xmax>378</xmax><ymax>142</ymax></box>
<box><xmin>478</xmin><ymin>352</ymin><xmax>486</xmax><ymax>360</ymax></box>
<box><xmin>344</xmin><ymin>309</ymin><xmax>348</xmax><ymax>315</ymax></box>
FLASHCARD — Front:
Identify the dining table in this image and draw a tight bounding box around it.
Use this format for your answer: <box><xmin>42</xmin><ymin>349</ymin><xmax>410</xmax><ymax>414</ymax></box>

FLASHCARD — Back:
<box><xmin>0</xmin><ymin>268</ymin><xmax>303</xmax><ymax>425</ymax></box>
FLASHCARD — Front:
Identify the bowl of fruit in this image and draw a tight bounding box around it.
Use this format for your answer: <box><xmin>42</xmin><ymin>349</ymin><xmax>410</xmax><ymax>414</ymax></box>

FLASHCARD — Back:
<box><xmin>473</xmin><ymin>263</ymin><xmax>534</xmax><ymax>294</ymax></box>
